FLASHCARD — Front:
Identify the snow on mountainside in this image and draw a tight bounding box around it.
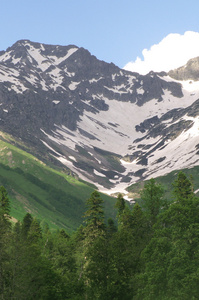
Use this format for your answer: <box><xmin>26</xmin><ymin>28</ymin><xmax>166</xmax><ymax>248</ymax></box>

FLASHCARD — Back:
<box><xmin>1</xmin><ymin>39</ymin><xmax>199</xmax><ymax>195</ymax></box>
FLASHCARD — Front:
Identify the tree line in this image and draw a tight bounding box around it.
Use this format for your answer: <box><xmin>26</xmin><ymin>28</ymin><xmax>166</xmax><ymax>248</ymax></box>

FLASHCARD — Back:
<box><xmin>0</xmin><ymin>171</ymin><xmax>199</xmax><ymax>299</ymax></box>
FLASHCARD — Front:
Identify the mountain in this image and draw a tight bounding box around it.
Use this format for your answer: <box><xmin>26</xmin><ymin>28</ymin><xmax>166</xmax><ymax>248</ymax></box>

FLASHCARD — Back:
<box><xmin>1</xmin><ymin>40</ymin><xmax>199</xmax><ymax>197</ymax></box>
<box><xmin>168</xmin><ymin>56</ymin><xmax>199</xmax><ymax>81</ymax></box>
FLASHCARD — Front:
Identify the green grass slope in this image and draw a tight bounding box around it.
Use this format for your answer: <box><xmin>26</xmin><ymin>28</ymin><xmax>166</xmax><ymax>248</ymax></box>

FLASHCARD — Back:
<box><xmin>0</xmin><ymin>135</ymin><xmax>117</xmax><ymax>232</ymax></box>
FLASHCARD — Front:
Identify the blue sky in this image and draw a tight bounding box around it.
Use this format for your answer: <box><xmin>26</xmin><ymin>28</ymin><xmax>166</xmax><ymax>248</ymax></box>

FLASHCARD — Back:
<box><xmin>1</xmin><ymin>0</ymin><xmax>199</xmax><ymax>72</ymax></box>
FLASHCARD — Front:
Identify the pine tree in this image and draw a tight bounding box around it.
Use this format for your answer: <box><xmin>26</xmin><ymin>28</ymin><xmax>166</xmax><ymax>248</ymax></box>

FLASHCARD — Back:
<box><xmin>115</xmin><ymin>193</ymin><xmax>125</xmax><ymax>218</ymax></box>
<box><xmin>0</xmin><ymin>186</ymin><xmax>11</xmax><ymax>298</ymax></box>
<box><xmin>21</xmin><ymin>213</ymin><xmax>33</xmax><ymax>238</ymax></box>
<box><xmin>81</xmin><ymin>191</ymin><xmax>108</xmax><ymax>298</ymax></box>
<box><xmin>140</xmin><ymin>178</ymin><xmax>165</xmax><ymax>225</ymax></box>
<box><xmin>107</xmin><ymin>218</ymin><xmax>117</xmax><ymax>238</ymax></box>
<box><xmin>173</xmin><ymin>171</ymin><xmax>194</xmax><ymax>202</ymax></box>
<box><xmin>137</xmin><ymin>173</ymin><xmax>199</xmax><ymax>299</ymax></box>
<box><xmin>84</xmin><ymin>190</ymin><xmax>105</xmax><ymax>242</ymax></box>
<box><xmin>0</xmin><ymin>185</ymin><xmax>10</xmax><ymax>218</ymax></box>
<box><xmin>28</xmin><ymin>218</ymin><xmax>42</xmax><ymax>243</ymax></box>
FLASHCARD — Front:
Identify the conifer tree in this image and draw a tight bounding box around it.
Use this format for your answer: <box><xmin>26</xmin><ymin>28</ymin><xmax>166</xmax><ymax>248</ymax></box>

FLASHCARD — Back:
<box><xmin>84</xmin><ymin>190</ymin><xmax>105</xmax><ymax>241</ymax></box>
<box><xmin>0</xmin><ymin>186</ymin><xmax>11</xmax><ymax>298</ymax></box>
<box><xmin>137</xmin><ymin>172</ymin><xmax>199</xmax><ymax>299</ymax></box>
<box><xmin>115</xmin><ymin>193</ymin><xmax>125</xmax><ymax>218</ymax></box>
<box><xmin>140</xmin><ymin>178</ymin><xmax>165</xmax><ymax>225</ymax></box>
<box><xmin>28</xmin><ymin>218</ymin><xmax>42</xmax><ymax>243</ymax></box>
<box><xmin>82</xmin><ymin>191</ymin><xmax>108</xmax><ymax>298</ymax></box>
<box><xmin>0</xmin><ymin>185</ymin><xmax>10</xmax><ymax>218</ymax></box>
<box><xmin>21</xmin><ymin>213</ymin><xmax>33</xmax><ymax>238</ymax></box>
<box><xmin>107</xmin><ymin>218</ymin><xmax>117</xmax><ymax>238</ymax></box>
<box><xmin>173</xmin><ymin>171</ymin><xmax>194</xmax><ymax>202</ymax></box>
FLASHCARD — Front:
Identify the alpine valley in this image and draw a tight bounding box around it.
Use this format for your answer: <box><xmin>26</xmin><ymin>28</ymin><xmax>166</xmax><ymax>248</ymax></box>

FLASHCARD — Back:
<box><xmin>1</xmin><ymin>40</ymin><xmax>199</xmax><ymax>227</ymax></box>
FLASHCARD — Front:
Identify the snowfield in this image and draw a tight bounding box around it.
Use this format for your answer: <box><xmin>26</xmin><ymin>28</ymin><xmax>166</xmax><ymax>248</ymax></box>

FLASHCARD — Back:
<box><xmin>40</xmin><ymin>77</ymin><xmax>199</xmax><ymax>195</ymax></box>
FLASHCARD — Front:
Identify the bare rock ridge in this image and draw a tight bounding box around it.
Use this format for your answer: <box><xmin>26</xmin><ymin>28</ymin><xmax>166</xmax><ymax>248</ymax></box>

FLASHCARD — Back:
<box><xmin>0</xmin><ymin>40</ymin><xmax>199</xmax><ymax>194</ymax></box>
<box><xmin>168</xmin><ymin>56</ymin><xmax>199</xmax><ymax>81</ymax></box>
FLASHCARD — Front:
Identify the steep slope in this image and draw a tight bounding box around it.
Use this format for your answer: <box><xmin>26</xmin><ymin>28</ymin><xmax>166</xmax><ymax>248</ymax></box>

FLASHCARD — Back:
<box><xmin>0</xmin><ymin>133</ymin><xmax>116</xmax><ymax>231</ymax></box>
<box><xmin>0</xmin><ymin>40</ymin><xmax>199</xmax><ymax>195</ymax></box>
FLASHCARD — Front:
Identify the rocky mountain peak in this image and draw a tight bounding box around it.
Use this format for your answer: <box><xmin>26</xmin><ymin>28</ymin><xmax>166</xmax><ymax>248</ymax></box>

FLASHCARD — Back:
<box><xmin>168</xmin><ymin>56</ymin><xmax>199</xmax><ymax>81</ymax></box>
<box><xmin>0</xmin><ymin>40</ymin><xmax>199</xmax><ymax>194</ymax></box>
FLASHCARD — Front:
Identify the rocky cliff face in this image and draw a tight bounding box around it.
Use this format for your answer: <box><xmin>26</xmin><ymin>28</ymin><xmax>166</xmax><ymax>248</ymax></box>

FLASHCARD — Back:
<box><xmin>168</xmin><ymin>57</ymin><xmax>199</xmax><ymax>81</ymax></box>
<box><xmin>0</xmin><ymin>40</ymin><xmax>199</xmax><ymax>194</ymax></box>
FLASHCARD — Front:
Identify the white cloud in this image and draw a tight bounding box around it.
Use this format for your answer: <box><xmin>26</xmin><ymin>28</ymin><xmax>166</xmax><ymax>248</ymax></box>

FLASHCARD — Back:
<box><xmin>123</xmin><ymin>31</ymin><xmax>199</xmax><ymax>75</ymax></box>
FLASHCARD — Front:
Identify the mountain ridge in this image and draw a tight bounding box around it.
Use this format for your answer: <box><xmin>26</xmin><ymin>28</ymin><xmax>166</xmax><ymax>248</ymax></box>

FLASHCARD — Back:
<box><xmin>1</xmin><ymin>40</ymin><xmax>199</xmax><ymax>196</ymax></box>
<box><xmin>168</xmin><ymin>56</ymin><xmax>199</xmax><ymax>81</ymax></box>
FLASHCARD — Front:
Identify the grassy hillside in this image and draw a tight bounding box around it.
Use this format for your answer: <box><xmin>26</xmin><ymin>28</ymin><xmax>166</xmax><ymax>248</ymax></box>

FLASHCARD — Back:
<box><xmin>0</xmin><ymin>134</ymin><xmax>117</xmax><ymax>232</ymax></box>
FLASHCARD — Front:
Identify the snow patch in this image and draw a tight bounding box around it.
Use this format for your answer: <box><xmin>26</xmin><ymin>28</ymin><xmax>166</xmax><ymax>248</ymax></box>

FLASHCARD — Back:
<box><xmin>57</xmin><ymin>156</ymin><xmax>74</xmax><ymax>166</ymax></box>
<box><xmin>52</xmin><ymin>100</ymin><xmax>60</xmax><ymax>105</ymax></box>
<box><xmin>69</xmin><ymin>156</ymin><xmax>77</xmax><ymax>162</ymax></box>
<box><xmin>48</xmin><ymin>47</ymin><xmax>78</xmax><ymax>65</ymax></box>
<box><xmin>89</xmin><ymin>77</ymin><xmax>103</xmax><ymax>83</ymax></box>
<box><xmin>93</xmin><ymin>169</ymin><xmax>106</xmax><ymax>177</ymax></box>
<box><xmin>69</xmin><ymin>81</ymin><xmax>80</xmax><ymax>90</ymax></box>
<box><xmin>137</xmin><ymin>87</ymin><xmax>145</xmax><ymax>95</ymax></box>
<box><xmin>41</xmin><ymin>140</ymin><xmax>63</xmax><ymax>156</ymax></box>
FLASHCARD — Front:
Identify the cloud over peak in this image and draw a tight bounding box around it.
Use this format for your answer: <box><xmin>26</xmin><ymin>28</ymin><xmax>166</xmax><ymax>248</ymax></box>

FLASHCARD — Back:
<box><xmin>123</xmin><ymin>31</ymin><xmax>199</xmax><ymax>75</ymax></box>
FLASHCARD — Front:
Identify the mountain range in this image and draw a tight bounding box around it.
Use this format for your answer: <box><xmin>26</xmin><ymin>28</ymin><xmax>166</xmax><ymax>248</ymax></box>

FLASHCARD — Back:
<box><xmin>1</xmin><ymin>39</ymin><xmax>199</xmax><ymax>199</ymax></box>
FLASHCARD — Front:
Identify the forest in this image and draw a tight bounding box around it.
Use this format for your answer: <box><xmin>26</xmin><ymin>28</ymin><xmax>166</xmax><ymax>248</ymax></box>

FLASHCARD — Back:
<box><xmin>0</xmin><ymin>171</ymin><xmax>199</xmax><ymax>299</ymax></box>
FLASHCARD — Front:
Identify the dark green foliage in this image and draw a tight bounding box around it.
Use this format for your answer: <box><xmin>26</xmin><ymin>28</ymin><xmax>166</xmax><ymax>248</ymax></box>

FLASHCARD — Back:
<box><xmin>109</xmin><ymin>201</ymin><xmax>150</xmax><ymax>299</ymax></box>
<box><xmin>107</xmin><ymin>218</ymin><xmax>117</xmax><ymax>237</ymax></box>
<box><xmin>1</xmin><ymin>172</ymin><xmax>199</xmax><ymax>299</ymax></box>
<box><xmin>28</xmin><ymin>218</ymin><xmax>42</xmax><ymax>243</ymax></box>
<box><xmin>22</xmin><ymin>213</ymin><xmax>33</xmax><ymax>237</ymax></box>
<box><xmin>0</xmin><ymin>185</ymin><xmax>10</xmax><ymax>217</ymax></box>
<box><xmin>115</xmin><ymin>193</ymin><xmax>125</xmax><ymax>217</ymax></box>
<box><xmin>136</xmin><ymin>172</ymin><xmax>199</xmax><ymax>299</ymax></box>
<box><xmin>0</xmin><ymin>187</ymin><xmax>11</xmax><ymax>298</ymax></box>
<box><xmin>140</xmin><ymin>178</ymin><xmax>166</xmax><ymax>225</ymax></box>
<box><xmin>173</xmin><ymin>170</ymin><xmax>194</xmax><ymax>201</ymax></box>
<box><xmin>84</xmin><ymin>190</ymin><xmax>105</xmax><ymax>240</ymax></box>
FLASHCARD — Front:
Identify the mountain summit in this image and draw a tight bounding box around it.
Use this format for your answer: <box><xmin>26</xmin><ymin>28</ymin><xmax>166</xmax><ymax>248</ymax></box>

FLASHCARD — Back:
<box><xmin>168</xmin><ymin>56</ymin><xmax>199</xmax><ymax>81</ymax></box>
<box><xmin>1</xmin><ymin>40</ymin><xmax>199</xmax><ymax>195</ymax></box>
